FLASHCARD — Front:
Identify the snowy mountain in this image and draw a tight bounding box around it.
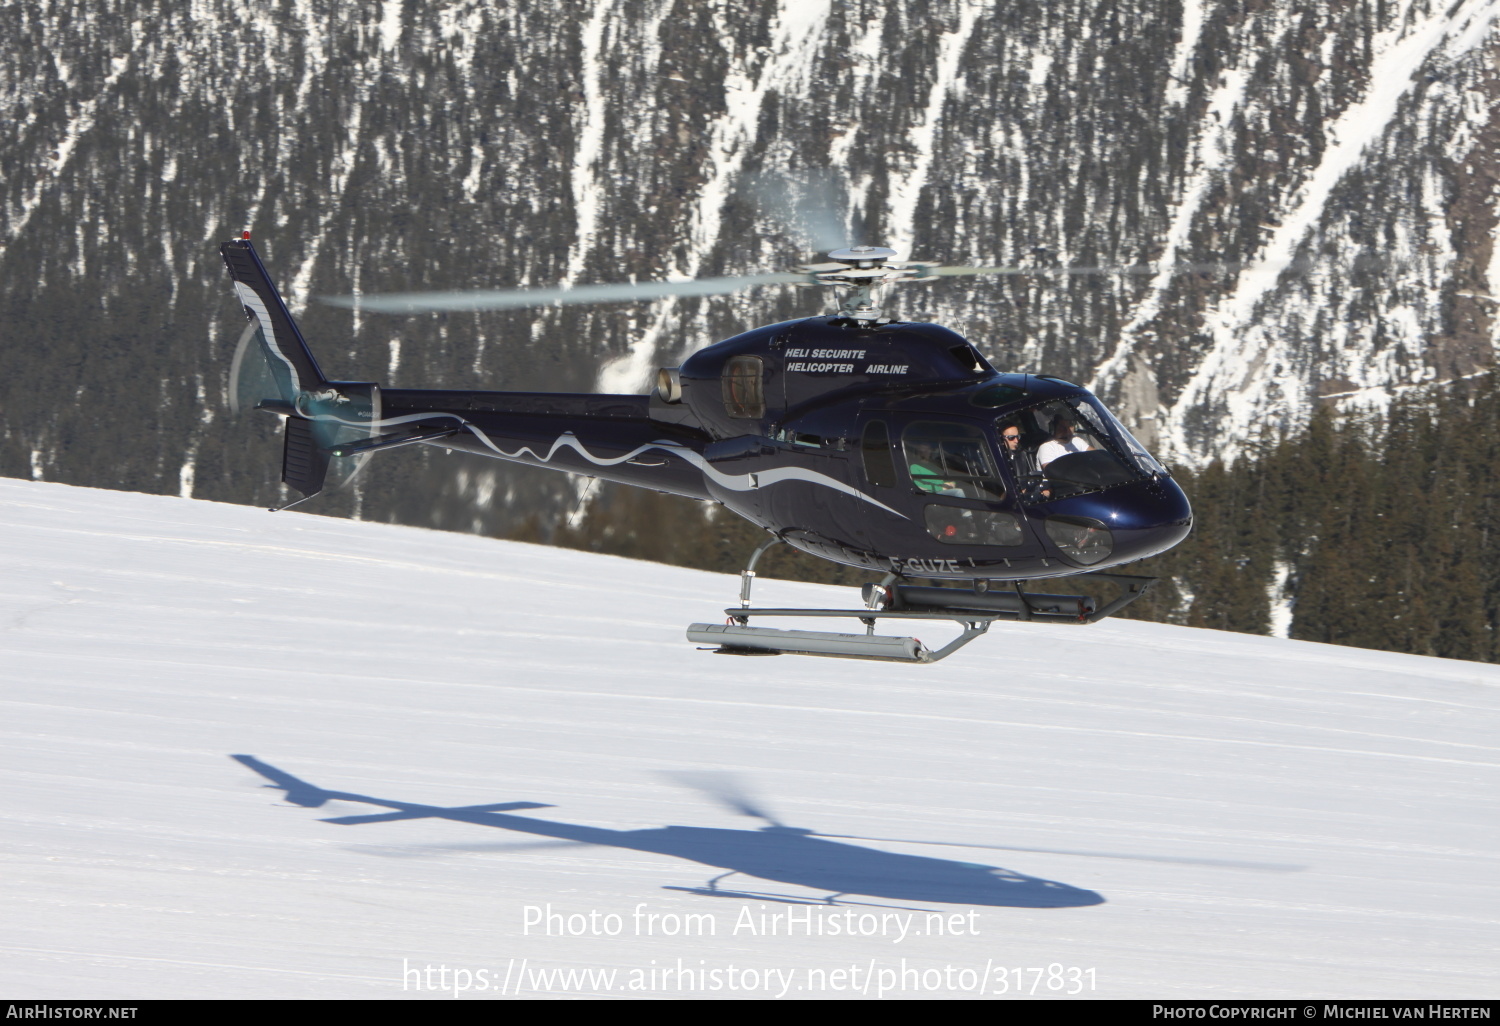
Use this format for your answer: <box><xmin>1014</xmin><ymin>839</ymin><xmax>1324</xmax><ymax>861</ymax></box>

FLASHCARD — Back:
<box><xmin>3</xmin><ymin>1</ymin><xmax>1499</xmax><ymax>533</ymax></box>
<box><xmin>1</xmin><ymin>478</ymin><xmax>1496</xmax><ymax>998</ymax></box>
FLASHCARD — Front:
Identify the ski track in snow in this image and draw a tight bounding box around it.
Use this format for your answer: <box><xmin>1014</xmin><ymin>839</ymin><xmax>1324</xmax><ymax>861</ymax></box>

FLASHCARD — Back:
<box><xmin>562</xmin><ymin>1</ymin><xmax>612</xmax><ymax>289</ymax></box>
<box><xmin>1</xmin><ymin>55</ymin><xmax>131</xmax><ymax>261</ymax></box>
<box><xmin>287</xmin><ymin>100</ymin><xmax>364</xmax><ymax>317</ymax></box>
<box><xmin>884</xmin><ymin>8</ymin><xmax>981</xmax><ymax>261</ymax></box>
<box><xmin>597</xmin><ymin>1</ymin><xmax>832</xmax><ymax>395</ymax></box>
<box><xmin>1164</xmin><ymin>0</ymin><xmax>1206</xmax><ymax>108</ymax></box>
<box><xmin>0</xmin><ymin>478</ymin><xmax>1497</xmax><ymax>999</ymax></box>
<box><xmin>1161</xmin><ymin>0</ymin><xmax>1500</xmax><ymax>460</ymax></box>
<box><xmin>1489</xmin><ymin>187</ymin><xmax>1500</xmax><ymax>353</ymax></box>
<box><xmin>1091</xmin><ymin>69</ymin><xmax>1249</xmax><ymax>394</ymax></box>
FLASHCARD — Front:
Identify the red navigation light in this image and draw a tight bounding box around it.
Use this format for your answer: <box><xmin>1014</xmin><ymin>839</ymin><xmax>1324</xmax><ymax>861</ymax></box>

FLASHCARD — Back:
<box><xmin>242</xmin><ymin>229</ymin><xmax>251</xmax><ymax>240</ymax></box>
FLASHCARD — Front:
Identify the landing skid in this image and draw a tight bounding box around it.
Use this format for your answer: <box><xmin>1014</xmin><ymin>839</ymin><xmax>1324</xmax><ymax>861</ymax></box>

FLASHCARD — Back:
<box><xmin>689</xmin><ymin>615</ymin><xmax>994</xmax><ymax>663</ymax></box>
<box><xmin>686</xmin><ymin>537</ymin><xmax>1156</xmax><ymax>664</ymax></box>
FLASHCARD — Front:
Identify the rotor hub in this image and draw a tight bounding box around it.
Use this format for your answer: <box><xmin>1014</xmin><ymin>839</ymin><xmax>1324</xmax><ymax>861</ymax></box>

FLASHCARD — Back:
<box><xmin>825</xmin><ymin>246</ymin><xmax>897</xmax><ymax>267</ymax></box>
<box><xmin>795</xmin><ymin>246</ymin><xmax>939</xmax><ymax>325</ymax></box>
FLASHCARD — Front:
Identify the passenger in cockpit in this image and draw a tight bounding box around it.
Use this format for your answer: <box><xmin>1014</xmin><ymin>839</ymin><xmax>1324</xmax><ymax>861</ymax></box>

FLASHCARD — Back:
<box><xmin>909</xmin><ymin>441</ymin><xmax>959</xmax><ymax>495</ymax></box>
<box><xmin>1001</xmin><ymin>420</ymin><xmax>1047</xmax><ymax>499</ymax></box>
<box><xmin>999</xmin><ymin>421</ymin><xmax>1034</xmax><ymax>474</ymax></box>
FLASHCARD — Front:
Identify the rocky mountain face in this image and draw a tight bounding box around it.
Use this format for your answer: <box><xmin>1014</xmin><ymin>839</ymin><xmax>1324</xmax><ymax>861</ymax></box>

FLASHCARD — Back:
<box><xmin>3</xmin><ymin>0</ymin><xmax>1498</xmax><ymax>535</ymax></box>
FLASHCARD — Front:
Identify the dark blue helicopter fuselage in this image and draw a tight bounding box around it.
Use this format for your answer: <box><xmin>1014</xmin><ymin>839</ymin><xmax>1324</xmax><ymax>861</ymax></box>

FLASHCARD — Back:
<box><xmin>380</xmin><ymin>316</ymin><xmax>1191</xmax><ymax>583</ymax></box>
<box><xmin>222</xmin><ymin>233</ymin><xmax>1188</xmax><ymax>601</ymax></box>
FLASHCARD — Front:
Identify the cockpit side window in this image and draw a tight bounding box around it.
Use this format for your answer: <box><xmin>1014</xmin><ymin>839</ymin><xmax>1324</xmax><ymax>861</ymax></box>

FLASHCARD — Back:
<box><xmin>721</xmin><ymin>356</ymin><xmax>765</xmax><ymax>419</ymax></box>
<box><xmin>901</xmin><ymin>422</ymin><xmax>1005</xmax><ymax>501</ymax></box>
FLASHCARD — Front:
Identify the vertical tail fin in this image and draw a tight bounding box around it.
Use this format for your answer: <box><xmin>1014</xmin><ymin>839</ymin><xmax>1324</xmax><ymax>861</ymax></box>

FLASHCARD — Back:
<box><xmin>222</xmin><ymin>237</ymin><xmax>378</xmax><ymax>503</ymax></box>
<box><xmin>220</xmin><ymin>238</ymin><xmax>328</xmax><ymax>398</ymax></box>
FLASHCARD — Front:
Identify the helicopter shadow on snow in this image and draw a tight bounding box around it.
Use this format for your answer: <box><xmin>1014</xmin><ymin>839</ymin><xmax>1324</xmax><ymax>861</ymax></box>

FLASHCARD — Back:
<box><xmin>231</xmin><ymin>756</ymin><xmax>1109</xmax><ymax>909</ymax></box>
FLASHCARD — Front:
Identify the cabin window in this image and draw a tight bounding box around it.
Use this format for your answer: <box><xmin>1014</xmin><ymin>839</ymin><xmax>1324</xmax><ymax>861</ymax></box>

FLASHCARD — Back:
<box><xmin>861</xmin><ymin>420</ymin><xmax>897</xmax><ymax>488</ymax></box>
<box><xmin>924</xmin><ymin>506</ymin><xmax>1024</xmax><ymax>546</ymax></box>
<box><xmin>901</xmin><ymin>422</ymin><xmax>1005</xmax><ymax>501</ymax></box>
<box><xmin>721</xmin><ymin>356</ymin><xmax>765</xmax><ymax>419</ymax></box>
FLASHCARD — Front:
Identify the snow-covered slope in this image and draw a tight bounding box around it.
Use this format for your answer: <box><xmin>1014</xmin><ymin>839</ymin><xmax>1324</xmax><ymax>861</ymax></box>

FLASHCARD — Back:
<box><xmin>1</xmin><ymin>478</ymin><xmax>1496</xmax><ymax>999</ymax></box>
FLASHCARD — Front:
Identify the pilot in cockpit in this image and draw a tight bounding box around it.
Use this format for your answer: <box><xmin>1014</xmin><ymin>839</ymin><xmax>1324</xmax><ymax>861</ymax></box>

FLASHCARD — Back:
<box><xmin>1037</xmin><ymin>415</ymin><xmax>1092</xmax><ymax>468</ymax></box>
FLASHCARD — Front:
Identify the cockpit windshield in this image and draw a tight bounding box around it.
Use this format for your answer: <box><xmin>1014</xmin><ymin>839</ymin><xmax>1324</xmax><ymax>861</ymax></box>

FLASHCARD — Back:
<box><xmin>997</xmin><ymin>395</ymin><xmax>1164</xmax><ymax>504</ymax></box>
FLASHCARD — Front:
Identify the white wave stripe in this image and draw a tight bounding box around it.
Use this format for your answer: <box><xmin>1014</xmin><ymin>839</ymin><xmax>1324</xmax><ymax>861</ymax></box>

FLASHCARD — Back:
<box><xmin>1163</xmin><ymin>0</ymin><xmax>1500</xmax><ymax>462</ymax></box>
<box><xmin>298</xmin><ymin>403</ymin><xmax>906</xmax><ymax>518</ymax></box>
<box><xmin>472</xmin><ymin>430</ymin><xmax>904</xmax><ymax>517</ymax></box>
<box><xmin>233</xmin><ymin>283</ymin><xmax>303</xmax><ymax>394</ymax></box>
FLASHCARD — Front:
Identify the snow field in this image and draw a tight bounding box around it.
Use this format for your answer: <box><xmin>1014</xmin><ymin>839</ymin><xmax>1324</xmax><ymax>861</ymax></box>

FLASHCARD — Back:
<box><xmin>0</xmin><ymin>479</ymin><xmax>1495</xmax><ymax>998</ymax></box>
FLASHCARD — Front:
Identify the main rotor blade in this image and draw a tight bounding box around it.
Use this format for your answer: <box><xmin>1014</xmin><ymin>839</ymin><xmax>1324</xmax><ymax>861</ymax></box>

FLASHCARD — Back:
<box><xmin>921</xmin><ymin>260</ymin><xmax>1244</xmax><ymax>278</ymax></box>
<box><xmin>749</xmin><ymin>170</ymin><xmax>851</xmax><ymax>254</ymax></box>
<box><xmin>324</xmin><ymin>272</ymin><xmax>807</xmax><ymax>314</ymax></box>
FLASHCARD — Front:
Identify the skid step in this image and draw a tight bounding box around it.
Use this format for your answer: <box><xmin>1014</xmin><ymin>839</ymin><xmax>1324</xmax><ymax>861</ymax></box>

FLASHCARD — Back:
<box><xmin>688</xmin><ymin>623</ymin><xmax>931</xmax><ymax>663</ymax></box>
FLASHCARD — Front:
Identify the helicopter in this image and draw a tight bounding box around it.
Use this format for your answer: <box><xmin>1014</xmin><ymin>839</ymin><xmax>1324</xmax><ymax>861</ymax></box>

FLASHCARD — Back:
<box><xmin>221</xmin><ymin>234</ymin><xmax>1192</xmax><ymax>664</ymax></box>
